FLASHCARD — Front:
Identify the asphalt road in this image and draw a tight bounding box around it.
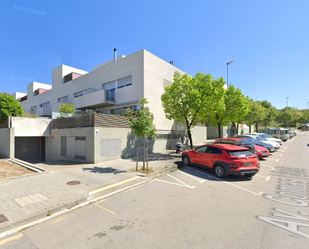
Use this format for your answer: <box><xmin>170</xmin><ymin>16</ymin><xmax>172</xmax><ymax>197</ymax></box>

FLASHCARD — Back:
<box><xmin>1</xmin><ymin>133</ymin><xmax>308</xmax><ymax>249</ymax></box>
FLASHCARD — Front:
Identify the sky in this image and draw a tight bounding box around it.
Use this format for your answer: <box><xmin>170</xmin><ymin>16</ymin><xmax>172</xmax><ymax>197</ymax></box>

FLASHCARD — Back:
<box><xmin>1</xmin><ymin>0</ymin><xmax>308</xmax><ymax>110</ymax></box>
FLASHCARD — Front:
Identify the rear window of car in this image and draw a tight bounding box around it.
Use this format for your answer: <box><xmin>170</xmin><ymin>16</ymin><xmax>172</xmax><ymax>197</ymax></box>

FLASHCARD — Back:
<box><xmin>228</xmin><ymin>150</ymin><xmax>253</xmax><ymax>157</ymax></box>
<box><xmin>282</xmin><ymin>130</ymin><xmax>289</xmax><ymax>134</ymax></box>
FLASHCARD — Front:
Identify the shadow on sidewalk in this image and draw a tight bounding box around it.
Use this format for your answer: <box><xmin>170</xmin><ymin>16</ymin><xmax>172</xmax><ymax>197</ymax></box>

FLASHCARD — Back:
<box><xmin>82</xmin><ymin>167</ymin><xmax>127</xmax><ymax>174</ymax></box>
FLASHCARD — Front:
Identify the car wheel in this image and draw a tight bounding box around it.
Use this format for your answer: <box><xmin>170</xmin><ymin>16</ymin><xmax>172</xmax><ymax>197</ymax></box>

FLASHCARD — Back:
<box><xmin>245</xmin><ymin>173</ymin><xmax>256</xmax><ymax>177</ymax></box>
<box><xmin>214</xmin><ymin>164</ymin><xmax>228</xmax><ymax>178</ymax></box>
<box><xmin>182</xmin><ymin>156</ymin><xmax>190</xmax><ymax>166</ymax></box>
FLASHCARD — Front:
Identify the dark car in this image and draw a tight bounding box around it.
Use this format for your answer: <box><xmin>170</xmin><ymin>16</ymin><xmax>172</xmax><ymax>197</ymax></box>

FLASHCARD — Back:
<box><xmin>182</xmin><ymin>143</ymin><xmax>260</xmax><ymax>178</ymax></box>
<box><xmin>234</xmin><ymin>135</ymin><xmax>275</xmax><ymax>152</ymax></box>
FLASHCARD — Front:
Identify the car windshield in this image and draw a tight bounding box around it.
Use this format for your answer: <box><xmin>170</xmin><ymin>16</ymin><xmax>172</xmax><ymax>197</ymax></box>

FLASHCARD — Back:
<box><xmin>240</xmin><ymin>139</ymin><xmax>255</xmax><ymax>146</ymax></box>
<box><xmin>255</xmin><ymin>136</ymin><xmax>267</xmax><ymax>142</ymax></box>
<box><xmin>260</xmin><ymin>134</ymin><xmax>272</xmax><ymax>139</ymax></box>
<box><xmin>229</xmin><ymin>150</ymin><xmax>253</xmax><ymax>157</ymax></box>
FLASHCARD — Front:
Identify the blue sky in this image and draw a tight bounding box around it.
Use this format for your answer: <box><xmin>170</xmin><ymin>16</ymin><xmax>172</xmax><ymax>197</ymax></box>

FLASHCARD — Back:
<box><xmin>1</xmin><ymin>0</ymin><xmax>308</xmax><ymax>109</ymax></box>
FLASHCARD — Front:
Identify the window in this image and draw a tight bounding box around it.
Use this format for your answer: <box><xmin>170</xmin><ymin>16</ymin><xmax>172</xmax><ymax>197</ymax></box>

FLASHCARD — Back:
<box><xmin>195</xmin><ymin>146</ymin><xmax>207</xmax><ymax>153</ymax></box>
<box><xmin>40</xmin><ymin>102</ymin><xmax>50</xmax><ymax>108</ymax></box>
<box><xmin>117</xmin><ymin>76</ymin><xmax>132</xmax><ymax>88</ymax></box>
<box><xmin>74</xmin><ymin>90</ymin><xmax>86</xmax><ymax>98</ymax></box>
<box><xmin>206</xmin><ymin>147</ymin><xmax>222</xmax><ymax>154</ymax></box>
<box><xmin>30</xmin><ymin>106</ymin><xmax>36</xmax><ymax>114</ymax></box>
<box><xmin>58</xmin><ymin>96</ymin><xmax>68</xmax><ymax>103</ymax></box>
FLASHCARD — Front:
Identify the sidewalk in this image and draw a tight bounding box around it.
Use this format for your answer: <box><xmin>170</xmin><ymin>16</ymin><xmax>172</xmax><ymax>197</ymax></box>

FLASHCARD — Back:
<box><xmin>0</xmin><ymin>149</ymin><xmax>183</xmax><ymax>235</ymax></box>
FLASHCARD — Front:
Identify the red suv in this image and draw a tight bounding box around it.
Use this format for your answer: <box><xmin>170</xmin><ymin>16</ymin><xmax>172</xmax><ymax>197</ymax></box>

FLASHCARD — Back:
<box><xmin>182</xmin><ymin>144</ymin><xmax>259</xmax><ymax>178</ymax></box>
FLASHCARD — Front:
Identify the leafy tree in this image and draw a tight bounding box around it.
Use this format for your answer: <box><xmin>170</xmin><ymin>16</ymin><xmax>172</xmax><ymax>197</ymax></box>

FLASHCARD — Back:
<box><xmin>57</xmin><ymin>103</ymin><xmax>75</xmax><ymax>118</ymax></box>
<box><xmin>298</xmin><ymin>110</ymin><xmax>309</xmax><ymax>124</ymax></box>
<box><xmin>276</xmin><ymin>107</ymin><xmax>300</xmax><ymax>128</ymax></box>
<box><xmin>204</xmin><ymin>84</ymin><xmax>250</xmax><ymax>137</ymax></box>
<box><xmin>0</xmin><ymin>94</ymin><xmax>24</xmax><ymax>123</ymax></box>
<box><xmin>244</xmin><ymin>100</ymin><xmax>267</xmax><ymax>132</ymax></box>
<box><xmin>161</xmin><ymin>72</ymin><xmax>215</xmax><ymax>148</ymax></box>
<box><xmin>260</xmin><ymin>100</ymin><xmax>278</xmax><ymax>129</ymax></box>
<box><xmin>126</xmin><ymin>98</ymin><xmax>157</xmax><ymax>171</ymax></box>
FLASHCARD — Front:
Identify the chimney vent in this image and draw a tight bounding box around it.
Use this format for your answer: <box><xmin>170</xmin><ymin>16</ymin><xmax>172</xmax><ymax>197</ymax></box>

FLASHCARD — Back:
<box><xmin>114</xmin><ymin>48</ymin><xmax>117</xmax><ymax>62</ymax></box>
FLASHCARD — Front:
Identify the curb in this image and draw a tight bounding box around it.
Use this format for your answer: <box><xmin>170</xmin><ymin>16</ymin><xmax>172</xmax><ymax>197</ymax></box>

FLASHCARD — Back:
<box><xmin>0</xmin><ymin>195</ymin><xmax>88</xmax><ymax>235</ymax></box>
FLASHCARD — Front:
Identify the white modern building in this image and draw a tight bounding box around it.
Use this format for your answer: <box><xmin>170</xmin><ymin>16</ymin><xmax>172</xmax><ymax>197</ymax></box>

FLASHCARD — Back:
<box><xmin>2</xmin><ymin>49</ymin><xmax>207</xmax><ymax>163</ymax></box>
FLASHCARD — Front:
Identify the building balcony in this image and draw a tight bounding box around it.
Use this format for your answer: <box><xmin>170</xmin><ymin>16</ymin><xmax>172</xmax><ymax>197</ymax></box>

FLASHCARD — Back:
<box><xmin>36</xmin><ymin>107</ymin><xmax>52</xmax><ymax>117</ymax></box>
<box><xmin>72</xmin><ymin>89</ymin><xmax>115</xmax><ymax>110</ymax></box>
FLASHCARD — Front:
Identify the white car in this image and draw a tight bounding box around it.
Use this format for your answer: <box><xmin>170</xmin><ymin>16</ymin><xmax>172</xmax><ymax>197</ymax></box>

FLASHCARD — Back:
<box><xmin>246</xmin><ymin>133</ymin><xmax>283</xmax><ymax>146</ymax></box>
<box><xmin>241</xmin><ymin>134</ymin><xmax>281</xmax><ymax>149</ymax></box>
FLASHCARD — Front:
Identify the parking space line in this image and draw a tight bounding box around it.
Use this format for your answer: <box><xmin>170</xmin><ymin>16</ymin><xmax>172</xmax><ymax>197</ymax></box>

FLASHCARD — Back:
<box><xmin>266</xmin><ymin>158</ymin><xmax>279</xmax><ymax>162</ymax></box>
<box><xmin>167</xmin><ymin>174</ymin><xmax>196</xmax><ymax>188</ymax></box>
<box><xmin>94</xmin><ymin>203</ymin><xmax>116</xmax><ymax>215</ymax></box>
<box><xmin>0</xmin><ymin>233</ymin><xmax>23</xmax><ymax>246</ymax></box>
<box><xmin>256</xmin><ymin>175</ymin><xmax>270</xmax><ymax>181</ymax></box>
<box><xmin>178</xmin><ymin>170</ymin><xmax>205</xmax><ymax>183</ymax></box>
<box><xmin>187</xmin><ymin>167</ymin><xmax>263</xmax><ymax>196</ymax></box>
<box><xmin>266</xmin><ymin>176</ymin><xmax>271</xmax><ymax>181</ymax></box>
<box><xmin>154</xmin><ymin>179</ymin><xmax>195</xmax><ymax>189</ymax></box>
<box><xmin>261</xmin><ymin>165</ymin><xmax>275</xmax><ymax>169</ymax></box>
<box><xmin>256</xmin><ymin>175</ymin><xmax>266</xmax><ymax>178</ymax></box>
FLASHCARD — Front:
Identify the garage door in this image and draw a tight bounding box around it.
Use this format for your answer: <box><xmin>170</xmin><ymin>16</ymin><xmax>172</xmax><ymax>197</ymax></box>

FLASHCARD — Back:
<box><xmin>15</xmin><ymin>137</ymin><xmax>45</xmax><ymax>162</ymax></box>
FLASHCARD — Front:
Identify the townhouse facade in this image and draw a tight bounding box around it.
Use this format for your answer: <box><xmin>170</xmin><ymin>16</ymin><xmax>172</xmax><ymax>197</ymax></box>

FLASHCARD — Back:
<box><xmin>2</xmin><ymin>49</ymin><xmax>207</xmax><ymax>163</ymax></box>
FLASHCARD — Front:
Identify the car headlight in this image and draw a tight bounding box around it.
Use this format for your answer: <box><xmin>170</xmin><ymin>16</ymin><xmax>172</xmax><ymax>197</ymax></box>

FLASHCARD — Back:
<box><xmin>229</xmin><ymin>164</ymin><xmax>238</xmax><ymax>168</ymax></box>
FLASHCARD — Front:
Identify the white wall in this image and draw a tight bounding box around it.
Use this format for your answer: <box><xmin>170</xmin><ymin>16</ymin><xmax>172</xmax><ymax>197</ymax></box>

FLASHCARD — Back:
<box><xmin>0</xmin><ymin>128</ymin><xmax>14</xmax><ymax>157</ymax></box>
<box><xmin>12</xmin><ymin>117</ymin><xmax>51</xmax><ymax>137</ymax></box>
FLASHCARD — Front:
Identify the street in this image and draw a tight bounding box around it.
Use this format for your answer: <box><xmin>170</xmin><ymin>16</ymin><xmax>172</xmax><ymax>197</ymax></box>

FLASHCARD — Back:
<box><xmin>1</xmin><ymin>133</ymin><xmax>308</xmax><ymax>249</ymax></box>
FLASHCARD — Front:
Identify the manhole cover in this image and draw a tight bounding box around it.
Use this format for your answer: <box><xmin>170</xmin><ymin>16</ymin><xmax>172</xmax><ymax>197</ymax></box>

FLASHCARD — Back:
<box><xmin>67</xmin><ymin>181</ymin><xmax>81</xmax><ymax>186</ymax></box>
<box><xmin>0</xmin><ymin>214</ymin><xmax>9</xmax><ymax>223</ymax></box>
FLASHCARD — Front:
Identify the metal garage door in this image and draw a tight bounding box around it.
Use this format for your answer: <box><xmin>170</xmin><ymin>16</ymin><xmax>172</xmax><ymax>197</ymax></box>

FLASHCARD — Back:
<box><xmin>15</xmin><ymin>137</ymin><xmax>45</xmax><ymax>162</ymax></box>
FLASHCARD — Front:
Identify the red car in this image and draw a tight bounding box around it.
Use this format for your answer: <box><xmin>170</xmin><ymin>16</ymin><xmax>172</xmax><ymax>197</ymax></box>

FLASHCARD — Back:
<box><xmin>182</xmin><ymin>144</ymin><xmax>260</xmax><ymax>178</ymax></box>
<box><xmin>214</xmin><ymin>138</ymin><xmax>269</xmax><ymax>160</ymax></box>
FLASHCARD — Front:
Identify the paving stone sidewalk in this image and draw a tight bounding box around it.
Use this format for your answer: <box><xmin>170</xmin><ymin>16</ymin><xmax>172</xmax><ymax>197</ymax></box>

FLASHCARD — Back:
<box><xmin>0</xmin><ymin>150</ymin><xmax>183</xmax><ymax>235</ymax></box>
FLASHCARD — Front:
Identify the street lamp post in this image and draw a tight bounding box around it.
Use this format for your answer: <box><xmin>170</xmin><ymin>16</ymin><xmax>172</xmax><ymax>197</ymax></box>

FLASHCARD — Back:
<box><xmin>286</xmin><ymin>97</ymin><xmax>289</xmax><ymax>107</ymax></box>
<box><xmin>227</xmin><ymin>61</ymin><xmax>233</xmax><ymax>137</ymax></box>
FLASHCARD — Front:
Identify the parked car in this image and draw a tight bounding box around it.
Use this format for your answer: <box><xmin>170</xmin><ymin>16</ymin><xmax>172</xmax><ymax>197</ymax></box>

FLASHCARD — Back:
<box><xmin>260</xmin><ymin>128</ymin><xmax>290</xmax><ymax>141</ymax></box>
<box><xmin>182</xmin><ymin>143</ymin><xmax>260</xmax><ymax>178</ymax></box>
<box><xmin>234</xmin><ymin>134</ymin><xmax>280</xmax><ymax>149</ymax></box>
<box><xmin>246</xmin><ymin>133</ymin><xmax>283</xmax><ymax>146</ymax></box>
<box><xmin>214</xmin><ymin>138</ymin><xmax>270</xmax><ymax>160</ymax></box>
<box><xmin>233</xmin><ymin>135</ymin><xmax>275</xmax><ymax>152</ymax></box>
<box><xmin>288</xmin><ymin>129</ymin><xmax>296</xmax><ymax>138</ymax></box>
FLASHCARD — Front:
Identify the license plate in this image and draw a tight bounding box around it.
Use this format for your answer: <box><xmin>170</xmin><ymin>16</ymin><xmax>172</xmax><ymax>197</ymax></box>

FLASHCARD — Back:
<box><xmin>243</xmin><ymin>163</ymin><xmax>253</xmax><ymax>166</ymax></box>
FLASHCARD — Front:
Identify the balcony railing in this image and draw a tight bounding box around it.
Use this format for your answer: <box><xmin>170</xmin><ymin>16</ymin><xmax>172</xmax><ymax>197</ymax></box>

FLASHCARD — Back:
<box><xmin>72</xmin><ymin>89</ymin><xmax>115</xmax><ymax>109</ymax></box>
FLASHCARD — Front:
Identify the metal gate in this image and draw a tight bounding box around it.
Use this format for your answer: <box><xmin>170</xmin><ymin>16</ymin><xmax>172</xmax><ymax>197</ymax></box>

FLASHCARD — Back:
<box><xmin>15</xmin><ymin>137</ymin><xmax>45</xmax><ymax>162</ymax></box>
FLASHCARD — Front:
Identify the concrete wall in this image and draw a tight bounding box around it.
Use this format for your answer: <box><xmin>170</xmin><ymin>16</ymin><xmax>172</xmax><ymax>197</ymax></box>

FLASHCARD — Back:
<box><xmin>0</xmin><ymin>128</ymin><xmax>15</xmax><ymax>158</ymax></box>
<box><xmin>12</xmin><ymin>117</ymin><xmax>51</xmax><ymax>137</ymax></box>
<box><xmin>47</xmin><ymin>127</ymin><xmax>95</xmax><ymax>163</ymax></box>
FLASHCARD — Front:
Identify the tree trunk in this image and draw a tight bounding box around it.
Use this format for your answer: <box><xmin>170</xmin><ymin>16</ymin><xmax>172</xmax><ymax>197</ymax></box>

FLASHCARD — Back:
<box><xmin>249</xmin><ymin>125</ymin><xmax>252</xmax><ymax>133</ymax></box>
<box><xmin>236</xmin><ymin>123</ymin><xmax>239</xmax><ymax>135</ymax></box>
<box><xmin>187</xmin><ymin>126</ymin><xmax>193</xmax><ymax>149</ymax></box>
<box><xmin>217</xmin><ymin>124</ymin><xmax>222</xmax><ymax>138</ymax></box>
<box><xmin>255</xmin><ymin>123</ymin><xmax>259</xmax><ymax>132</ymax></box>
<box><xmin>143</xmin><ymin>137</ymin><xmax>145</xmax><ymax>171</ymax></box>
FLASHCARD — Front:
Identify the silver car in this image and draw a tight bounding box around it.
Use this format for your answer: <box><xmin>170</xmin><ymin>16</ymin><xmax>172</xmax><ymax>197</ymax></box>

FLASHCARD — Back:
<box><xmin>246</xmin><ymin>133</ymin><xmax>283</xmax><ymax>146</ymax></box>
<box><xmin>260</xmin><ymin>128</ymin><xmax>290</xmax><ymax>141</ymax></box>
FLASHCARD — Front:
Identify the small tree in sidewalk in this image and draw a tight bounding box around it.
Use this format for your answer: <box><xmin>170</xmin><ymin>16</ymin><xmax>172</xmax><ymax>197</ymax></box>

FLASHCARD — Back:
<box><xmin>125</xmin><ymin>98</ymin><xmax>157</xmax><ymax>172</ymax></box>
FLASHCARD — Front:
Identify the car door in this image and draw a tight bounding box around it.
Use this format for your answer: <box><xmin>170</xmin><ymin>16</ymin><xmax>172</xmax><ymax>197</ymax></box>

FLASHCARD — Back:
<box><xmin>191</xmin><ymin>146</ymin><xmax>208</xmax><ymax>165</ymax></box>
<box><xmin>204</xmin><ymin>146</ymin><xmax>223</xmax><ymax>169</ymax></box>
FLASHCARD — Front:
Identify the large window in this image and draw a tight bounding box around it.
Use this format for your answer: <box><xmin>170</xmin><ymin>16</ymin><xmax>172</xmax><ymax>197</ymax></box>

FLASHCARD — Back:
<box><xmin>58</xmin><ymin>95</ymin><xmax>68</xmax><ymax>103</ymax></box>
<box><xmin>111</xmin><ymin>105</ymin><xmax>137</xmax><ymax>115</ymax></box>
<box><xmin>74</xmin><ymin>90</ymin><xmax>86</xmax><ymax>98</ymax></box>
<box><xmin>40</xmin><ymin>102</ymin><xmax>50</xmax><ymax>108</ymax></box>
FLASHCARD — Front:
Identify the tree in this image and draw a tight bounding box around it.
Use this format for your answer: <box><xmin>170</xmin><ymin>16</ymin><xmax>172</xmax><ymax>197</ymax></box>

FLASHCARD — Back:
<box><xmin>244</xmin><ymin>100</ymin><xmax>267</xmax><ymax>132</ymax></box>
<box><xmin>276</xmin><ymin>107</ymin><xmax>300</xmax><ymax>128</ymax></box>
<box><xmin>203</xmin><ymin>83</ymin><xmax>250</xmax><ymax>138</ymax></box>
<box><xmin>161</xmin><ymin>72</ymin><xmax>215</xmax><ymax>149</ymax></box>
<box><xmin>260</xmin><ymin>100</ymin><xmax>278</xmax><ymax>129</ymax></box>
<box><xmin>0</xmin><ymin>94</ymin><xmax>24</xmax><ymax>123</ymax></box>
<box><xmin>57</xmin><ymin>103</ymin><xmax>75</xmax><ymax>118</ymax></box>
<box><xmin>126</xmin><ymin>98</ymin><xmax>157</xmax><ymax>171</ymax></box>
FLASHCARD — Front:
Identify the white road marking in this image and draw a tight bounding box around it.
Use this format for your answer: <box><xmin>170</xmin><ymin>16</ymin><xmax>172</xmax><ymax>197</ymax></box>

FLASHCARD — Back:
<box><xmin>154</xmin><ymin>179</ymin><xmax>195</xmax><ymax>189</ymax></box>
<box><xmin>256</xmin><ymin>175</ymin><xmax>266</xmax><ymax>178</ymax></box>
<box><xmin>279</xmin><ymin>154</ymin><xmax>282</xmax><ymax>156</ymax></box>
<box><xmin>187</xmin><ymin>167</ymin><xmax>263</xmax><ymax>196</ymax></box>
<box><xmin>178</xmin><ymin>170</ymin><xmax>205</xmax><ymax>183</ymax></box>
<box><xmin>266</xmin><ymin>176</ymin><xmax>271</xmax><ymax>181</ymax></box>
<box><xmin>167</xmin><ymin>174</ymin><xmax>196</xmax><ymax>188</ymax></box>
<box><xmin>260</xmin><ymin>165</ymin><xmax>275</xmax><ymax>169</ymax></box>
<box><xmin>266</xmin><ymin>158</ymin><xmax>279</xmax><ymax>162</ymax></box>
